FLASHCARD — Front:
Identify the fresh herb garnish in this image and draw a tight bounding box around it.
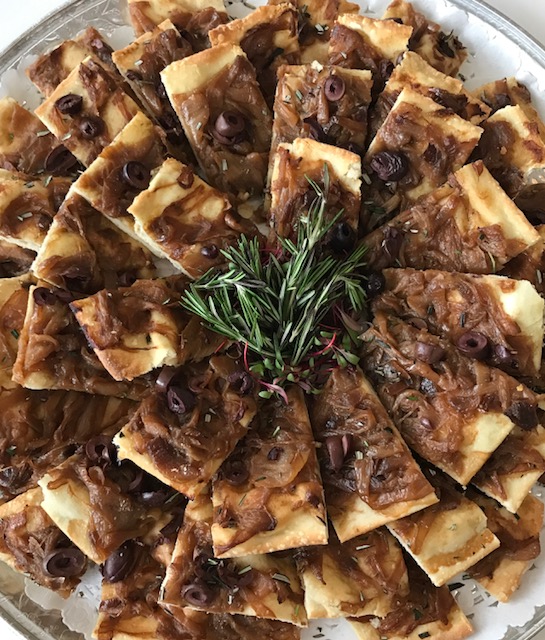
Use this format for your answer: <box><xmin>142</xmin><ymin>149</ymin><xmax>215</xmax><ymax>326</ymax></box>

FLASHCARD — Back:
<box><xmin>182</xmin><ymin>170</ymin><xmax>367</xmax><ymax>399</ymax></box>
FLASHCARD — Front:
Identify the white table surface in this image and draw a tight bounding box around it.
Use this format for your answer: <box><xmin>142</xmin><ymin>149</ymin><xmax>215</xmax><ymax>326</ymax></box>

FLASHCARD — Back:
<box><xmin>1</xmin><ymin>1</ymin><xmax>545</xmax><ymax>639</ymax></box>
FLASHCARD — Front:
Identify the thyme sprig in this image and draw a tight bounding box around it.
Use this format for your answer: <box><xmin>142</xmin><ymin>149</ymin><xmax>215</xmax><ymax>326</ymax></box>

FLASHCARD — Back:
<box><xmin>181</xmin><ymin>172</ymin><xmax>368</xmax><ymax>398</ymax></box>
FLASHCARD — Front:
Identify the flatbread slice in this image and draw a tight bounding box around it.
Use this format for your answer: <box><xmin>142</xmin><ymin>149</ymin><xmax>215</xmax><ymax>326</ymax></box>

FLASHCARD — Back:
<box><xmin>349</xmin><ymin>558</ymin><xmax>473</xmax><ymax>640</ymax></box>
<box><xmin>383</xmin><ymin>0</ymin><xmax>467</xmax><ymax>77</ymax></box>
<box><xmin>467</xmin><ymin>491</ymin><xmax>543</xmax><ymax>602</ymax></box>
<box><xmin>271</xmin><ymin>64</ymin><xmax>373</xmax><ymax>159</ymax></box>
<box><xmin>70</xmin><ymin>279</ymin><xmax>186</xmax><ymax>382</ymax></box>
<box><xmin>160</xmin><ymin>493</ymin><xmax>308</xmax><ymax>626</ymax></box>
<box><xmin>370</xmin><ymin>51</ymin><xmax>489</xmax><ymax>138</ymax></box>
<box><xmin>360</xmin><ymin>312</ymin><xmax>536</xmax><ymax>486</ymax></box>
<box><xmin>269</xmin><ymin>0</ymin><xmax>359</xmax><ymax>64</ymax></box>
<box><xmin>32</xmin><ymin>190</ymin><xmax>156</xmax><ymax>294</ymax></box>
<box><xmin>161</xmin><ymin>44</ymin><xmax>272</xmax><ymax>200</ymax></box>
<box><xmin>0</xmin><ymin>97</ymin><xmax>79</xmax><ymax>176</ymax></box>
<box><xmin>475</xmin><ymin>104</ymin><xmax>545</xmax><ymax>202</ymax></box>
<box><xmin>387</xmin><ymin>469</ymin><xmax>500</xmax><ymax>586</ymax></box>
<box><xmin>269</xmin><ymin>138</ymin><xmax>361</xmax><ymax>242</ymax></box>
<box><xmin>26</xmin><ymin>27</ymin><xmax>118</xmax><ymax>97</ymax></box>
<box><xmin>363</xmin><ymin>88</ymin><xmax>482</xmax><ymax>214</ymax></box>
<box><xmin>35</xmin><ymin>56</ymin><xmax>141</xmax><ymax>167</ymax></box>
<box><xmin>328</xmin><ymin>14</ymin><xmax>412</xmax><ymax>92</ymax></box>
<box><xmin>0</xmin><ymin>168</ymin><xmax>59</xmax><ymax>251</ymax></box>
<box><xmin>211</xmin><ymin>386</ymin><xmax>327</xmax><ymax>558</ymax></box>
<box><xmin>111</xmin><ymin>20</ymin><xmax>194</xmax><ymax>163</ymax></box>
<box><xmin>0</xmin><ymin>388</ymin><xmax>135</xmax><ymax>505</ymax></box>
<box><xmin>296</xmin><ymin>528</ymin><xmax>409</xmax><ymax>618</ymax></box>
<box><xmin>209</xmin><ymin>4</ymin><xmax>300</xmax><ymax>105</ymax></box>
<box><xmin>0</xmin><ymin>487</ymin><xmax>87</xmax><ymax>597</ymax></box>
<box><xmin>73</xmin><ymin>112</ymin><xmax>167</xmax><ymax>245</ymax></box>
<box><xmin>127</xmin><ymin>158</ymin><xmax>257</xmax><ymax>278</ymax></box>
<box><xmin>127</xmin><ymin>0</ymin><xmax>228</xmax><ymax>41</ymax></box>
<box><xmin>309</xmin><ymin>367</ymin><xmax>437</xmax><ymax>542</ymax></box>
<box><xmin>12</xmin><ymin>283</ymin><xmax>151</xmax><ymax>398</ymax></box>
<box><xmin>114</xmin><ymin>355</ymin><xmax>256</xmax><ymax>499</ymax></box>
<box><xmin>380</xmin><ymin>268</ymin><xmax>545</xmax><ymax>377</ymax></box>
<box><xmin>363</xmin><ymin>161</ymin><xmax>540</xmax><ymax>272</ymax></box>
<box><xmin>475</xmin><ymin>76</ymin><xmax>545</xmax><ymax>140</ymax></box>
<box><xmin>38</xmin><ymin>442</ymin><xmax>175</xmax><ymax>563</ymax></box>
<box><xmin>472</xmin><ymin>425</ymin><xmax>545</xmax><ymax>513</ymax></box>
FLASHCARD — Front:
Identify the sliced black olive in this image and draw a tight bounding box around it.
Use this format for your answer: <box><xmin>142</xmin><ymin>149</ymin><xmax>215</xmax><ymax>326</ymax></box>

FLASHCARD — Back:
<box><xmin>55</xmin><ymin>93</ymin><xmax>83</xmax><ymax>116</ymax></box>
<box><xmin>437</xmin><ymin>31</ymin><xmax>456</xmax><ymax>58</ymax></box>
<box><xmin>325</xmin><ymin>435</ymin><xmax>345</xmax><ymax>473</ymax></box>
<box><xmin>267</xmin><ymin>446</ymin><xmax>283</xmax><ymax>461</ymax></box>
<box><xmin>181</xmin><ymin>581</ymin><xmax>215</xmax><ymax>606</ymax></box>
<box><xmin>370</xmin><ymin>151</ymin><xmax>409</xmax><ymax>182</ymax></box>
<box><xmin>44</xmin><ymin>145</ymin><xmax>78</xmax><ymax>174</ymax></box>
<box><xmin>121</xmin><ymin>161</ymin><xmax>151</xmax><ymax>190</ymax></box>
<box><xmin>43</xmin><ymin>548</ymin><xmax>86</xmax><ymax>578</ymax></box>
<box><xmin>201</xmin><ymin>245</ymin><xmax>219</xmax><ymax>259</ymax></box>
<box><xmin>506</xmin><ymin>401</ymin><xmax>538</xmax><ymax>431</ymax></box>
<box><xmin>160</xmin><ymin>506</ymin><xmax>186</xmax><ymax>538</ymax></box>
<box><xmin>328</xmin><ymin>222</ymin><xmax>356</xmax><ymax>254</ymax></box>
<box><xmin>215</xmin><ymin>111</ymin><xmax>245</xmax><ymax>138</ymax></box>
<box><xmin>222</xmin><ymin>459</ymin><xmax>249</xmax><ymax>486</ymax></box>
<box><xmin>33</xmin><ymin>286</ymin><xmax>57</xmax><ymax>306</ymax></box>
<box><xmin>227</xmin><ymin>371</ymin><xmax>254</xmax><ymax>395</ymax></box>
<box><xmin>166</xmin><ymin>385</ymin><xmax>196</xmax><ymax>414</ymax></box>
<box><xmin>79</xmin><ymin>116</ymin><xmax>104</xmax><ymax>139</ymax></box>
<box><xmin>303</xmin><ymin>117</ymin><xmax>327</xmax><ymax>143</ymax></box>
<box><xmin>156</xmin><ymin>365</ymin><xmax>182</xmax><ymax>394</ymax></box>
<box><xmin>423</xmin><ymin>143</ymin><xmax>441</xmax><ymax>165</ymax></box>
<box><xmin>177</xmin><ymin>167</ymin><xmax>195</xmax><ymax>189</ymax></box>
<box><xmin>90</xmin><ymin>38</ymin><xmax>114</xmax><ymax>65</ymax></box>
<box><xmin>324</xmin><ymin>75</ymin><xmax>346</xmax><ymax>101</ymax></box>
<box><xmin>493</xmin><ymin>344</ymin><xmax>518</xmax><ymax>369</ymax></box>
<box><xmin>494</xmin><ymin>93</ymin><xmax>512</xmax><ymax>110</ymax></box>
<box><xmin>364</xmin><ymin>272</ymin><xmax>385</xmax><ymax>297</ymax></box>
<box><xmin>85</xmin><ymin>435</ymin><xmax>117</xmax><ymax>466</ymax></box>
<box><xmin>456</xmin><ymin>331</ymin><xmax>490</xmax><ymax>360</ymax></box>
<box><xmin>102</xmin><ymin>542</ymin><xmax>138</xmax><ymax>583</ymax></box>
<box><xmin>55</xmin><ymin>288</ymin><xmax>74</xmax><ymax>303</ymax></box>
<box><xmin>415</xmin><ymin>341</ymin><xmax>446</xmax><ymax>364</ymax></box>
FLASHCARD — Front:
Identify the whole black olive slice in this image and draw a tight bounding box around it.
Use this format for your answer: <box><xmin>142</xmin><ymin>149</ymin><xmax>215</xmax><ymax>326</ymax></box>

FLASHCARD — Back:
<box><xmin>121</xmin><ymin>161</ymin><xmax>151</xmax><ymax>190</ymax></box>
<box><xmin>325</xmin><ymin>435</ymin><xmax>345</xmax><ymax>473</ymax></box>
<box><xmin>227</xmin><ymin>371</ymin><xmax>254</xmax><ymax>395</ymax></box>
<box><xmin>33</xmin><ymin>286</ymin><xmax>57</xmax><ymax>306</ymax></box>
<box><xmin>328</xmin><ymin>222</ymin><xmax>356</xmax><ymax>253</ymax></box>
<box><xmin>167</xmin><ymin>385</ymin><xmax>196</xmax><ymax>414</ymax></box>
<box><xmin>102</xmin><ymin>540</ymin><xmax>138</xmax><ymax>584</ymax></box>
<box><xmin>364</xmin><ymin>272</ymin><xmax>385</xmax><ymax>297</ymax></box>
<box><xmin>201</xmin><ymin>245</ymin><xmax>219</xmax><ymax>259</ymax></box>
<box><xmin>324</xmin><ymin>75</ymin><xmax>346</xmax><ymax>101</ymax></box>
<box><xmin>456</xmin><ymin>331</ymin><xmax>490</xmax><ymax>360</ymax></box>
<box><xmin>506</xmin><ymin>401</ymin><xmax>539</xmax><ymax>431</ymax></box>
<box><xmin>79</xmin><ymin>116</ymin><xmax>104</xmax><ymax>139</ymax></box>
<box><xmin>370</xmin><ymin>151</ymin><xmax>409</xmax><ymax>182</ymax></box>
<box><xmin>43</xmin><ymin>547</ymin><xmax>86</xmax><ymax>578</ymax></box>
<box><xmin>415</xmin><ymin>341</ymin><xmax>446</xmax><ymax>364</ymax></box>
<box><xmin>181</xmin><ymin>581</ymin><xmax>215</xmax><ymax>606</ymax></box>
<box><xmin>222</xmin><ymin>459</ymin><xmax>249</xmax><ymax>486</ymax></box>
<box><xmin>55</xmin><ymin>93</ymin><xmax>83</xmax><ymax>116</ymax></box>
<box><xmin>102</xmin><ymin>542</ymin><xmax>138</xmax><ymax>583</ymax></box>
<box><xmin>85</xmin><ymin>435</ymin><xmax>117</xmax><ymax>466</ymax></box>
<box><xmin>215</xmin><ymin>110</ymin><xmax>245</xmax><ymax>138</ymax></box>
<box><xmin>44</xmin><ymin>146</ymin><xmax>78</xmax><ymax>174</ymax></box>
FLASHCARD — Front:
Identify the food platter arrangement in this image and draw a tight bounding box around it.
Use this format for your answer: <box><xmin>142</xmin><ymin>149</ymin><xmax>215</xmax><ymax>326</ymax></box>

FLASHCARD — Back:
<box><xmin>1</xmin><ymin>0</ymin><xmax>545</xmax><ymax>639</ymax></box>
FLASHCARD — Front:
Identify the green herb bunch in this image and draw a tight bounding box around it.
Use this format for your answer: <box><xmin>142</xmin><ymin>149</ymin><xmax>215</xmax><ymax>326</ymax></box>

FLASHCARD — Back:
<box><xmin>181</xmin><ymin>171</ymin><xmax>368</xmax><ymax>400</ymax></box>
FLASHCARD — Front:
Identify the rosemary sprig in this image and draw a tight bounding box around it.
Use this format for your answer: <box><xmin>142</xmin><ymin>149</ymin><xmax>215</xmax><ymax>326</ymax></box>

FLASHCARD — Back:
<box><xmin>181</xmin><ymin>172</ymin><xmax>367</xmax><ymax>398</ymax></box>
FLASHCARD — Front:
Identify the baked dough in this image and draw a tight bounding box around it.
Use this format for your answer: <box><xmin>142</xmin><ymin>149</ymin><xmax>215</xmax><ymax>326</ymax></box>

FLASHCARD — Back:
<box><xmin>35</xmin><ymin>56</ymin><xmax>141</xmax><ymax>167</ymax></box>
<box><xmin>127</xmin><ymin>0</ymin><xmax>227</xmax><ymax>37</ymax></box>
<box><xmin>211</xmin><ymin>386</ymin><xmax>328</xmax><ymax>558</ymax></box>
